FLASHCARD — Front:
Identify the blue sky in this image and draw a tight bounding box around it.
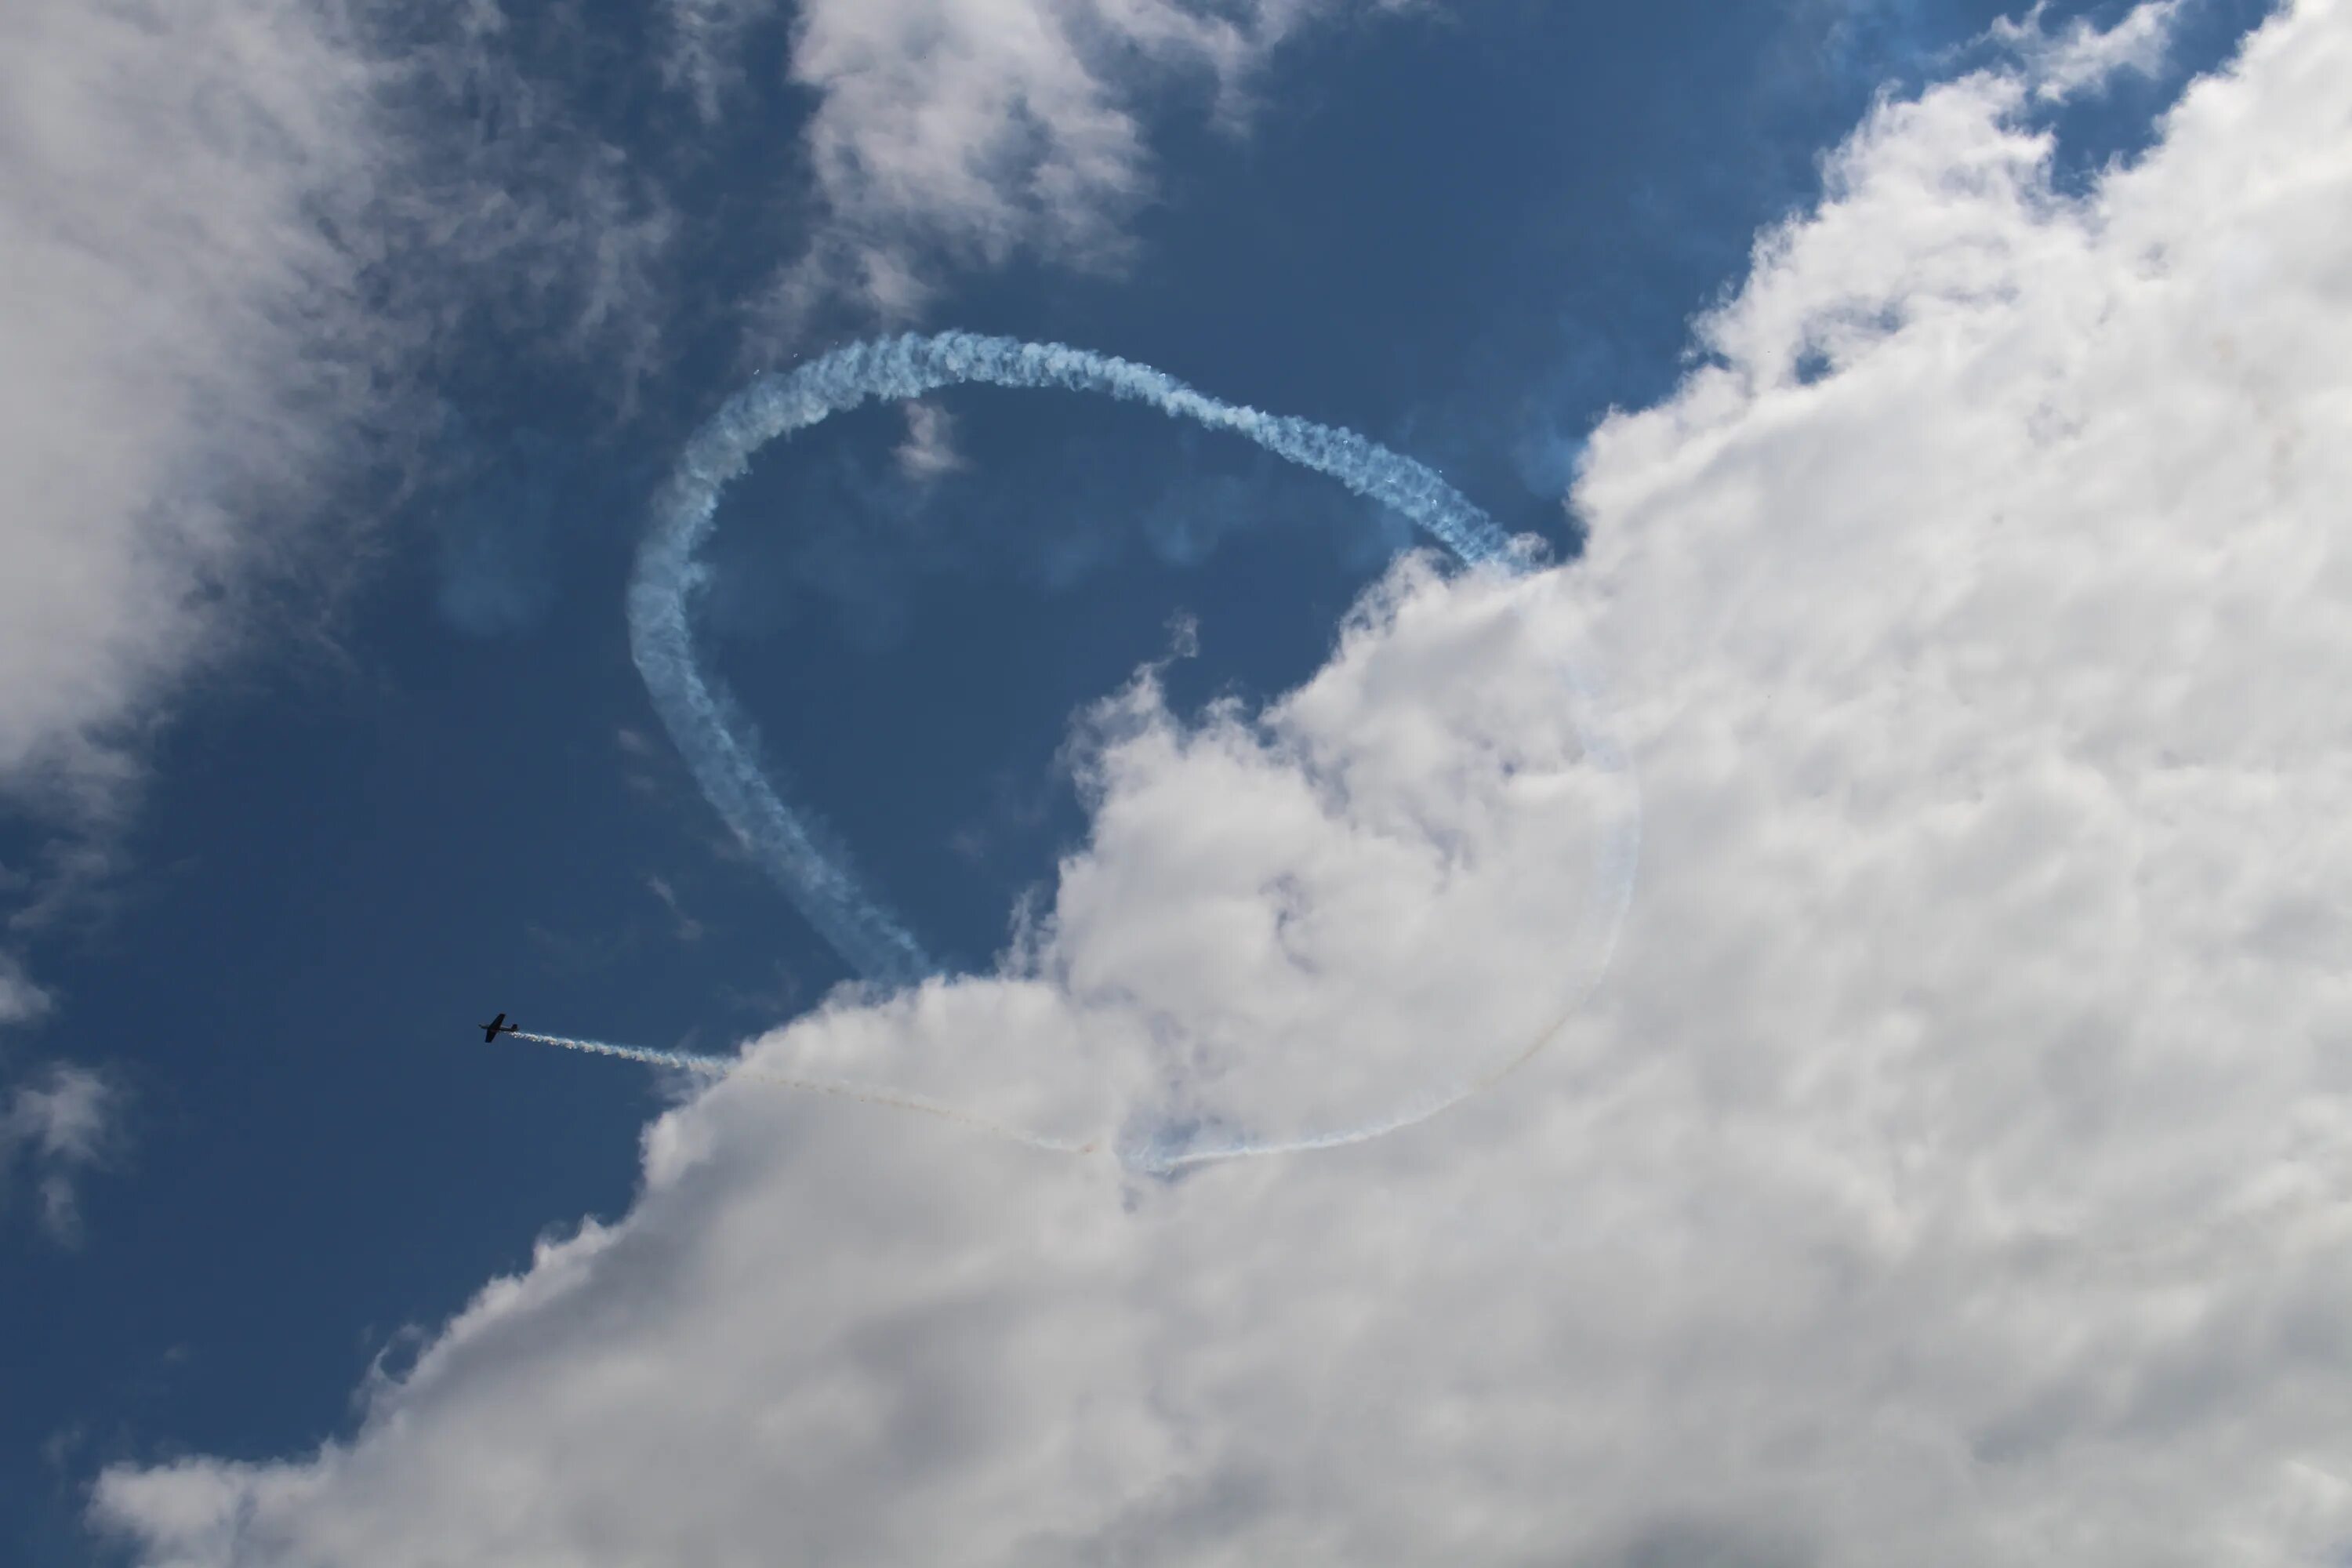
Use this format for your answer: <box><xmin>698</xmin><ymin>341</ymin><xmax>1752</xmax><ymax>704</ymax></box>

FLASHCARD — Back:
<box><xmin>2</xmin><ymin>0</ymin><xmax>2334</xmax><ymax>1563</ymax></box>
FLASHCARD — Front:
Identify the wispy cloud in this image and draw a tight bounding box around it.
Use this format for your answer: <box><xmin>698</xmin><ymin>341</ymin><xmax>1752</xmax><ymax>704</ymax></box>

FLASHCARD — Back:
<box><xmin>894</xmin><ymin>401</ymin><xmax>968</xmax><ymax>482</ymax></box>
<box><xmin>0</xmin><ymin>0</ymin><xmax>677</xmax><ymax>1011</ymax></box>
<box><xmin>670</xmin><ymin>0</ymin><xmax>1386</xmax><ymax>333</ymax></box>
<box><xmin>644</xmin><ymin>874</ymin><xmax>706</xmax><ymax>943</ymax></box>
<box><xmin>1993</xmin><ymin>0</ymin><xmax>2184</xmax><ymax>100</ymax></box>
<box><xmin>2</xmin><ymin>1062</ymin><xmax>121</xmax><ymax>1244</ymax></box>
<box><xmin>0</xmin><ymin>952</ymin><xmax>52</xmax><ymax>1028</ymax></box>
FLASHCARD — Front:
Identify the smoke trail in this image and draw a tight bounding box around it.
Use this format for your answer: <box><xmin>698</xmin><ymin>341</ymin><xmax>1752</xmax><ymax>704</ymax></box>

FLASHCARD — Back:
<box><xmin>630</xmin><ymin>333</ymin><xmax>1523</xmax><ymax>985</ymax></box>
<box><xmin>619</xmin><ymin>332</ymin><xmax>1642</xmax><ymax>1171</ymax></box>
<box><xmin>514</xmin><ymin>1033</ymin><xmax>1101</xmax><ymax>1156</ymax></box>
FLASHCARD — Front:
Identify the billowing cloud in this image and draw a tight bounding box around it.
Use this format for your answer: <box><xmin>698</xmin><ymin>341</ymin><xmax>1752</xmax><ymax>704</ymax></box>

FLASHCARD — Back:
<box><xmin>89</xmin><ymin>2</ymin><xmax>2352</xmax><ymax>1564</ymax></box>
<box><xmin>677</xmin><ymin>0</ymin><xmax>1375</xmax><ymax>326</ymax></box>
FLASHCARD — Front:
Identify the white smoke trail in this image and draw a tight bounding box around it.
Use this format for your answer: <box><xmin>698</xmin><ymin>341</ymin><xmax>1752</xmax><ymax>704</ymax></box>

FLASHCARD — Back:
<box><xmin>513</xmin><ymin>1032</ymin><xmax>1102</xmax><ymax>1156</ymax></box>
<box><xmin>612</xmin><ymin>332</ymin><xmax>1643</xmax><ymax>1172</ymax></box>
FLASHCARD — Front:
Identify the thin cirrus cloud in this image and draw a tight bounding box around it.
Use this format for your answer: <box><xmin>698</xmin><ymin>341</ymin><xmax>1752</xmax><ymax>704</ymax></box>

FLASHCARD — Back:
<box><xmin>87</xmin><ymin>2</ymin><xmax>2352</xmax><ymax>1563</ymax></box>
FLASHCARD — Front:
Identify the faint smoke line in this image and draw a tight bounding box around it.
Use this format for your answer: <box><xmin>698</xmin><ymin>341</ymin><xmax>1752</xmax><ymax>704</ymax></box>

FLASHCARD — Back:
<box><xmin>512</xmin><ymin>1031</ymin><xmax>1099</xmax><ymax>1156</ymax></box>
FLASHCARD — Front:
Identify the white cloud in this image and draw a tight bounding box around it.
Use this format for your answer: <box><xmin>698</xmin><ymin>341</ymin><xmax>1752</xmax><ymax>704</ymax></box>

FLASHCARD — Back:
<box><xmin>0</xmin><ymin>951</ymin><xmax>53</xmax><ymax>1027</ymax></box>
<box><xmin>895</xmin><ymin>400</ymin><xmax>969</xmax><ymax>481</ymax></box>
<box><xmin>683</xmin><ymin>0</ymin><xmax>1375</xmax><ymax>328</ymax></box>
<box><xmin>0</xmin><ymin>0</ymin><xmax>673</xmax><ymax>815</ymax></box>
<box><xmin>0</xmin><ymin>5</ymin><xmax>680</xmax><ymax>1265</ymax></box>
<box><xmin>0</xmin><ymin>0</ymin><xmax>386</xmax><ymax>804</ymax></box>
<box><xmin>0</xmin><ymin>0</ymin><xmax>675</xmax><ymax>1037</ymax></box>
<box><xmin>89</xmin><ymin>2</ymin><xmax>2352</xmax><ymax>1565</ymax></box>
<box><xmin>661</xmin><ymin>0</ymin><xmax>777</xmax><ymax>125</ymax></box>
<box><xmin>1991</xmin><ymin>0</ymin><xmax>2183</xmax><ymax>100</ymax></box>
<box><xmin>2</xmin><ymin>1062</ymin><xmax>121</xmax><ymax>1243</ymax></box>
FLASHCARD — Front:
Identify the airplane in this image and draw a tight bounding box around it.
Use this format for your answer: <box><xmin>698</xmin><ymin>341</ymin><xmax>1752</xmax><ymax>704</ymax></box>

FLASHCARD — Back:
<box><xmin>480</xmin><ymin>1012</ymin><xmax>519</xmax><ymax>1044</ymax></box>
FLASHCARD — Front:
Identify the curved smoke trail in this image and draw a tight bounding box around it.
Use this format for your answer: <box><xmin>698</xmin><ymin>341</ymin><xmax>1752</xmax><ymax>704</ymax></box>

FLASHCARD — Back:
<box><xmin>630</xmin><ymin>333</ymin><xmax>1522</xmax><ymax>985</ymax></box>
<box><xmin>610</xmin><ymin>332</ymin><xmax>1641</xmax><ymax>1172</ymax></box>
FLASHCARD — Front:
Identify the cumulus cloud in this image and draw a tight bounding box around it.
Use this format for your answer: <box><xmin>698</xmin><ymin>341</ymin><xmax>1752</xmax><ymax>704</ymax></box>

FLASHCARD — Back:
<box><xmin>89</xmin><ymin>2</ymin><xmax>2352</xmax><ymax>1564</ymax></box>
<box><xmin>677</xmin><ymin>0</ymin><xmax>1376</xmax><ymax>328</ymax></box>
<box><xmin>2</xmin><ymin>1062</ymin><xmax>121</xmax><ymax>1243</ymax></box>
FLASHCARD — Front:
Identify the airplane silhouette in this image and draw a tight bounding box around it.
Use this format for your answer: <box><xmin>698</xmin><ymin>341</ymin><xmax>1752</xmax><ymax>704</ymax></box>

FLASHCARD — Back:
<box><xmin>480</xmin><ymin>1012</ymin><xmax>518</xmax><ymax>1044</ymax></box>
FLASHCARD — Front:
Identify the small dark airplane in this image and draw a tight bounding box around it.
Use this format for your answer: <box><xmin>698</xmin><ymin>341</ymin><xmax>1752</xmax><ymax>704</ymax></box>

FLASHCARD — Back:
<box><xmin>480</xmin><ymin>1012</ymin><xmax>519</xmax><ymax>1044</ymax></box>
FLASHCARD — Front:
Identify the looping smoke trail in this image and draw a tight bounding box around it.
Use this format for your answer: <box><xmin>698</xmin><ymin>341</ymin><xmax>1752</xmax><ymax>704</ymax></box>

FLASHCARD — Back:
<box><xmin>615</xmin><ymin>332</ymin><xmax>1642</xmax><ymax>1173</ymax></box>
<box><xmin>513</xmin><ymin>1033</ymin><xmax>1100</xmax><ymax>1156</ymax></box>
<box><xmin>630</xmin><ymin>332</ymin><xmax>1524</xmax><ymax>985</ymax></box>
